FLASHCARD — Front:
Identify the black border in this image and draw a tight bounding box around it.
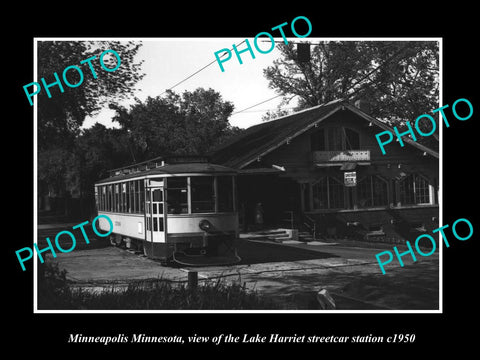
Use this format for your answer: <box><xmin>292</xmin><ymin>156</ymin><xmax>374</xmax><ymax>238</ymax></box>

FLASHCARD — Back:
<box><xmin>9</xmin><ymin>4</ymin><xmax>478</xmax><ymax>353</ymax></box>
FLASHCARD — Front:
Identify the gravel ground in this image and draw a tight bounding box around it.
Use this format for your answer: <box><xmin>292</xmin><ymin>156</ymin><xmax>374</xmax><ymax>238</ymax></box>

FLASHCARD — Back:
<box><xmin>41</xmin><ymin>236</ymin><xmax>439</xmax><ymax>311</ymax></box>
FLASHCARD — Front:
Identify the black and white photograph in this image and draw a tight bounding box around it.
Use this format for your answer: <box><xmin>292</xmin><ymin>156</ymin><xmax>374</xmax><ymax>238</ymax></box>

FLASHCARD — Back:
<box><xmin>31</xmin><ymin>37</ymin><xmax>441</xmax><ymax>313</ymax></box>
<box><xmin>8</xmin><ymin>5</ymin><xmax>478</xmax><ymax>353</ymax></box>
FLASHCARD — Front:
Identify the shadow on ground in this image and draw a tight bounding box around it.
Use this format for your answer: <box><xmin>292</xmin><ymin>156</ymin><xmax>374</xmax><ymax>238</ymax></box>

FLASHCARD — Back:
<box><xmin>235</xmin><ymin>239</ymin><xmax>339</xmax><ymax>266</ymax></box>
<box><xmin>321</xmin><ymin>263</ymin><xmax>438</xmax><ymax>310</ymax></box>
<box><xmin>253</xmin><ymin>259</ymin><xmax>439</xmax><ymax>310</ymax></box>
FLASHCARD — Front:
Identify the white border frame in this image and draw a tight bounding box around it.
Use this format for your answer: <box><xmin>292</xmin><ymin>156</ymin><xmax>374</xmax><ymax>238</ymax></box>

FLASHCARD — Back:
<box><xmin>33</xmin><ymin>37</ymin><xmax>443</xmax><ymax>314</ymax></box>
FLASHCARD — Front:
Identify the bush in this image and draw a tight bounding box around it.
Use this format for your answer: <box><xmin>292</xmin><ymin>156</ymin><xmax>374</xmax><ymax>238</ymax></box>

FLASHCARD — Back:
<box><xmin>37</xmin><ymin>262</ymin><xmax>79</xmax><ymax>309</ymax></box>
<box><xmin>37</xmin><ymin>262</ymin><xmax>280</xmax><ymax>310</ymax></box>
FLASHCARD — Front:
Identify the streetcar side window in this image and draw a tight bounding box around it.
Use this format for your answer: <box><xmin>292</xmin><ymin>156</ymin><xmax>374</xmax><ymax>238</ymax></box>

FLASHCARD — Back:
<box><xmin>129</xmin><ymin>181</ymin><xmax>135</xmax><ymax>213</ymax></box>
<box><xmin>134</xmin><ymin>181</ymin><xmax>138</xmax><ymax>213</ymax></box>
<box><xmin>95</xmin><ymin>186</ymin><xmax>100</xmax><ymax>211</ymax></box>
<box><xmin>114</xmin><ymin>184</ymin><xmax>120</xmax><ymax>212</ymax></box>
<box><xmin>123</xmin><ymin>181</ymin><xmax>130</xmax><ymax>212</ymax></box>
<box><xmin>140</xmin><ymin>180</ymin><xmax>145</xmax><ymax>213</ymax></box>
<box><xmin>101</xmin><ymin>186</ymin><xmax>106</xmax><ymax>211</ymax></box>
<box><xmin>106</xmin><ymin>186</ymin><xmax>109</xmax><ymax>211</ymax></box>
<box><xmin>191</xmin><ymin>176</ymin><xmax>215</xmax><ymax>213</ymax></box>
<box><xmin>121</xmin><ymin>182</ymin><xmax>127</xmax><ymax>212</ymax></box>
<box><xmin>119</xmin><ymin>183</ymin><xmax>122</xmax><ymax>212</ymax></box>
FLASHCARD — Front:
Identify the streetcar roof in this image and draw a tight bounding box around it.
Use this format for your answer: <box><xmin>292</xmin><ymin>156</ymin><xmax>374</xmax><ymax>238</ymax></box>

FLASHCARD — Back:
<box><xmin>95</xmin><ymin>162</ymin><xmax>237</xmax><ymax>185</ymax></box>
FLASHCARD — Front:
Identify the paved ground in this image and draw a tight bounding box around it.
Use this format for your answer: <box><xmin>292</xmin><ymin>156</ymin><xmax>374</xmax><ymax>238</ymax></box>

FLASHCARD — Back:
<box><xmin>40</xmin><ymin>220</ymin><xmax>440</xmax><ymax>310</ymax></box>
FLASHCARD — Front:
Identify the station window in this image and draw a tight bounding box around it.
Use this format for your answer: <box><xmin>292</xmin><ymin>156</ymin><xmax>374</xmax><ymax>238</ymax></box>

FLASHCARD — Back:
<box><xmin>191</xmin><ymin>176</ymin><xmax>215</xmax><ymax>213</ymax></box>
<box><xmin>310</xmin><ymin>128</ymin><xmax>326</xmax><ymax>151</ymax></box>
<box><xmin>328</xmin><ymin>177</ymin><xmax>345</xmax><ymax>209</ymax></box>
<box><xmin>310</xmin><ymin>127</ymin><xmax>360</xmax><ymax>151</ymax></box>
<box><xmin>312</xmin><ymin>178</ymin><xmax>328</xmax><ymax>209</ymax></box>
<box><xmin>344</xmin><ymin>128</ymin><xmax>360</xmax><ymax>150</ymax></box>
<box><xmin>357</xmin><ymin>175</ymin><xmax>388</xmax><ymax>208</ymax></box>
<box><xmin>328</xmin><ymin>127</ymin><xmax>343</xmax><ymax>151</ymax></box>
<box><xmin>217</xmin><ymin>176</ymin><xmax>234</xmax><ymax>212</ymax></box>
<box><xmin>167</xmin><ymin>177</ymin><xmax>188</xmax><ymax>214</ymax></box>
<box><xmin>312</xmin><ymin>176</ymin><xmax>345</xmax><ymax>209</ymax></box>
<box><xmin>400</xmin><ymin>174</ymin><xmax>431</xmax><ymax>205</ymax></box>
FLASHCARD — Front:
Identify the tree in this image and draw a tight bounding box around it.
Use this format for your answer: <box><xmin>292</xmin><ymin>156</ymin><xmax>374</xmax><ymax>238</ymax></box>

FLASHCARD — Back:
<box><xmin>37</xmin><ymin>41</ymin><xmax>144</xmax><ymax>214</ymax></box>
<box><xmin>75</xmin><ymin>123</ymin><xmax>133</xmax><ymax>182</ymax></box>
<box><xmin>110</xmin><ymin>88</ymin><xmax>241</xmax><ymax>161</ymax></box>
<box><xmin>37</xmin><ymin>41</ymin><xmax>144</xmax><ymax>150</ymax></box>
<box><xmin>69</xmin><ymin>124</ymin><xmax>134</xmax><ymax>217</ymax></box>
<box><xmin>62</xmin><ymin>87</ymin><xmax>241</xmax><ymax>217</ymax></box>
<box><xmin>263</xmin><ymin>41</ymin><xmax>439</xmax><ymax>146</ymax></box>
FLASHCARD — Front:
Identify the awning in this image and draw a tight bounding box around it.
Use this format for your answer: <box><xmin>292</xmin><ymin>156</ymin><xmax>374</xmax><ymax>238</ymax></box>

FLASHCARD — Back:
<box><xmin>340</xmin><ymin>162</ymin><xmax>357</xmax><ymax>171</ymax></box>
<box><xmin>238</xmin><ymin>167</ymin><xmax>283</xmax><ymax>175</ymax></box>
<box><xmin>315</xmin><ymin>162</ymin><xmax>370</xmax><ymax>169</ymax></box>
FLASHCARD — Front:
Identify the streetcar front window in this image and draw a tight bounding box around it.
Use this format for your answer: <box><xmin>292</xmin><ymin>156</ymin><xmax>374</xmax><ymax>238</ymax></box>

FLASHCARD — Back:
<box><xmin>217</xmin><ymin>176</ymin><xmax>234</xmax><ymax>212</ymax></box>
<box><xmin>191</xmin><ymin>176</ymin><xmax>215</xmax><ymax>213</ymax></box>
<box><xmin>167</xmin><ymin>177</ymin><xmax>188</xmax><ymax>214</ymax></box>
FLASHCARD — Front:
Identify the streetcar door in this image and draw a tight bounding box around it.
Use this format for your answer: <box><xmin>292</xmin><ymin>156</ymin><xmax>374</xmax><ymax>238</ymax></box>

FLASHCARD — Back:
<box><xmin>145</xmin><ymin>186</ymin><xmax>166</xmax><ymax>244</ymax></box>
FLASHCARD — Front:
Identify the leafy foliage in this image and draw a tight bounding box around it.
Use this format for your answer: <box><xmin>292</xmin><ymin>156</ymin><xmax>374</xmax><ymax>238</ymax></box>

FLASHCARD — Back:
<box><xmin>37</xmin><ymin>262</ymin><xmax>280</xmax><ymax>310</ymax></box>
<box><xmin>37</xmin><ymin>41</ymin><xmax>144</xmax><ymax>150</ymax></box>
<box><xmin>263</xmin><ymin>41</ymin><xmax>439</xmax><ymax>131</ymax></box>
<box><xmin>37</xmin><ymin>41</ymin><xmax>145</xmax><ymax>206</ymax></box>
<box><xmin>109</xmin><ymin>88</ymin><xmax>241</xmax><ymax>162</ymax></box>
<box><xmin>73</xmin><ymin>123</ymin><xmax>134</xmax><ymax>202</ymax></box>
<box><xmin>37</xmin><ymin>262</ymin><xmax>77</xmax><ymax>309</ymax></box>
<box><xmin>58</xmin><ymin>88</ymin><xmax>241</xmax><ymax>211</ymax></box>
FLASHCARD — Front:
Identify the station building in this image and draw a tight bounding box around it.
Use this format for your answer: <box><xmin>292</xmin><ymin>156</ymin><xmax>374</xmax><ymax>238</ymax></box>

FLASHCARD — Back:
<box><xmin>210</xmin><ymin>99</ymin><xmax>440</xmax><ymax>242</ymax></box>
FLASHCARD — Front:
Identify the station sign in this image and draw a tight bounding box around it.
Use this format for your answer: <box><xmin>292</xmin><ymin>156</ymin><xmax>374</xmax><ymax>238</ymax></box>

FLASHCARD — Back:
<box><xmin>344</xmin><ymin>171</ymin><xmax>357</xmax><ymax>187</ymax></box>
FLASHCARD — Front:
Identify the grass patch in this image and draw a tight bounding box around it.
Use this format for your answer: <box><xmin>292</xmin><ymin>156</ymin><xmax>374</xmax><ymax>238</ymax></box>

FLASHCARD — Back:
<box><xmin>38</xmin><ymin>262</ymin><xmax>281</xmax><ymax>310</ymax></box>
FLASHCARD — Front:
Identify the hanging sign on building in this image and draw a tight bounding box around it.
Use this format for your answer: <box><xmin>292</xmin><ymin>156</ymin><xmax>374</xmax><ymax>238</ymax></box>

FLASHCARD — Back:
<box><xmin>344</xmin><ymin>171</ymin><xmax>357</xmax><ymax>187</ymax></box>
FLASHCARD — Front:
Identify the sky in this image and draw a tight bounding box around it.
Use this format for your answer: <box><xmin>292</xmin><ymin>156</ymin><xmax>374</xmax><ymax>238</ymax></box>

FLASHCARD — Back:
<box><xmin>81</xmin><ymin>38</ymin><xmax>298</xmax><ymax>130</ymax></box>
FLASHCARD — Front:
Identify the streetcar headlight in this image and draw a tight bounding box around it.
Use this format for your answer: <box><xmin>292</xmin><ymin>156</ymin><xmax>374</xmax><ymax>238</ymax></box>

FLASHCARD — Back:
<box><xmin>199</xmin><ymin>219</ymin><xmax>213</xmax><ymax>232</ymax></box>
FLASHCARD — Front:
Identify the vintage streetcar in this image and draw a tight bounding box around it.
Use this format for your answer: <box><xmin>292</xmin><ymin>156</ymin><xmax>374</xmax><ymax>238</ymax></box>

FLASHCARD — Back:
<box><xmin>94</xmin><ymin>156</ymin><xmax>241</xmax><ymax>266</ymax></box>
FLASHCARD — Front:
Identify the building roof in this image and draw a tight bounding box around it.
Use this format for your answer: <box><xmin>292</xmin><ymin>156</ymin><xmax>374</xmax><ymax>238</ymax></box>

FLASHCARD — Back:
<box><xmin>210</xmin><ymin>99</ymin><xmax>439</xmax><ymax>169</ymax></box>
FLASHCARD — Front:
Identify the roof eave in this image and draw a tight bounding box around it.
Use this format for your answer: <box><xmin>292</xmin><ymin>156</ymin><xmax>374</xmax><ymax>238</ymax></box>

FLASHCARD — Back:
<box><xmin>238</xmin><ymin>105</ymin><xmax>344</xmax><ymax>169</ymax></box>
<box><xmin>343</xmin><ymin>103</ymin><xmax>439</xmax><ymax>159</ymax></box>
<box><xmin>226</xmin><ymin>101</ymin><xmax>439</xmax><ymax>170</ymax></box>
